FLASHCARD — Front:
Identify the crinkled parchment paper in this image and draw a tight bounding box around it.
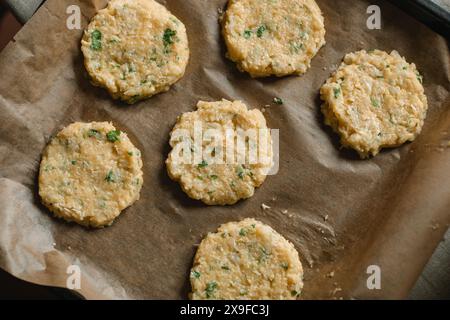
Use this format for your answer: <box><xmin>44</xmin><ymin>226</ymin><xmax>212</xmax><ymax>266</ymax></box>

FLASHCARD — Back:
<box><xmin>0</xmin><ymin>0</ymin><xmax>449</xmax><ymax>299</ymax></box>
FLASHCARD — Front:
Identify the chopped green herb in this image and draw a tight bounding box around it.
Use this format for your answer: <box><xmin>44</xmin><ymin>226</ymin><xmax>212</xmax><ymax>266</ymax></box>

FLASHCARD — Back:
<box><xmin>198</xmin><ymin>160</ymin><xmax>208</xmax><ymax>168</ymax></box>
<box><xmin>90</xmin><ymin>29</ymin><xmax>102</xmax><ymax>51</ymax></box>
<box><xmin>106</xmin><ymin>130</ymin><xmax>121</xmax><ymax>142</ymax></box>
<box><xmin>261</xmin><ymin>246</ymin><xmax>270</xmax><ymax>256</ymax></box>
<box><xmin>256</xmin><ymin>25</ymin><xmax>266</xmax><ymax>37</ymax></box>
<box><xmin>163</xmin><ymin>28</ymin><xmax>177</xmax><ymax>47</ymax></box>
<box><xmin>230</xmin><ymin>181</ymin><xmax>236</xmax><ymax>188</ymax></box>
<box><xmin>281</xmin><ymin>262</ymin><xmax>289</xmax><ymax>270</ymax></box>
<box><xmin>251</xmin><ymin>224</ymin><xmax>256</xmax><ymax>228</ymax></box>
<box><xmin>416</xmin><ymin>72</ymin><xmax>423</xmax><ymax>83</ymax></box>
<box><xmin>191</xmin><ymin>270</ymin><xmax>201</xmax><ymax>279</ymax></box>
<box><xmin>243</xmin><ymin>30</ymin><xmax>252</xmax><ymax>39</ymax></box>
<box><xmin>196</xmin><ymin>175</ymin><xmax>204</xmax><ymax>180</ymax></box>
<box><xmin>236</xmin><ymin>165</ymin><xmax>245</xmax><ymax>179</ymax></box>
<box><xmin>371</xmin><ymin>97</ymin><xmax>380</xmax><ymax>108</ymax></box>
<box><xmin>128</xmin><ymin>64</ymin><xmax>136</xmax><ymax>73</ymax></box>
<box><xmin>71</xmin><ymin>160</ymin><xmax>77</xmax><ymax>165</ymax></box>
<box><xmin>44</xmin><ymin>164</ymin><xmax>54</xmax><ymax>172</ymax></box>
<box><xmin>221</xmin><ymin>266</ymin><xmax>230</xmax><ymax>270</ymax></box>
<box><xmin>333</xmin><ymin>87</ymin><xmax>341</xmax><ymax>99</ymax></box>
<box><xmin>239</xmin><ymin>228</ymin><xmax>247</xmax><ymax>236</ymax></box>
<box><xmin>205</xmin><ymin>281</ymin><xmax>218</xmax><ymax>298</ymax></box>
<box><xmin>105</xmin><ymin>170</ymin><xmax>116</xmax><ymax>183</ymax></box>
<box><xmin>273</xmin><ymin>97</ymin><xmax>283</xmax><ymax>105</ymax></box>
<box><xmin>128</xmin><ymin>151</ymin><xmax>133</xmax><ymax>156</ymax></box>
<box><xmin>170</xmin><ymin>17</ymin><xmax>180</xmax><ymax>25</ymax></box>
<box><xmin>289</xmin><ymin>41</ymin><xmax>304</xmax><ymax>54</ymax></box>
<box><xmin>128</xmin><ymin>95</ymin><xmax>140</xmax><ymax>104</ymax></box>
<box><xmin>291</xmin><ymin>290</ymin><xmax>299</xmax><ymax>297</ymax></box>
<box><xmin>258</xmin><ymin>246</ymin><xmax>271</xmax><ymax>263</ymax></box>
<box><xmin>87</xmin><ymin>129</ymin><xmax>101</xmax><ymax>138</ymax></box>
<box><xmin>210</xmin><ymin>175</ymin><xmax>218</xmax><ymax>180</ymax></box>
<box><xmin>402</xmin><ymin>66</ymin><xmax>407</xmax><ymax>70</ymax></box>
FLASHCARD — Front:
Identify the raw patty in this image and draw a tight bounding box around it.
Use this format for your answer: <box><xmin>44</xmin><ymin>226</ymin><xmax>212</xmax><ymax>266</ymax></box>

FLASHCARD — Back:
<box><xmin>190</xmin><ymin>218</ymin><xmax>304</xmax><ymax>300</ymax></box>
<box><xmin>166</xmin><ymin>99</ymin><xmax>273</xmax><ymax>205</ymax></box>
<box><xmin>320</xmin><ymin>50</ymin><xmax>428</xmax><ymax>158</ymax></box>
<box><xmin>222</xmin><ymin>0</ymin><xmax>325</xmax><ymax>77</ymax></box>
<box><xmin>81</xmin><ymin>0</ymin><xmax>189</xmax><ymax>104</ymax></box>
<box><xmin>39</xmin><ymin>122</ymin><xmax>143</xmax><ymax>227</ymax></box>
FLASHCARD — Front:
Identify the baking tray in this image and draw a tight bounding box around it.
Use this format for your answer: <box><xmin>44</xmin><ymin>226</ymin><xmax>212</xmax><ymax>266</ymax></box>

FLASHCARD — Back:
<box><xmin>389</xmin><ymin>0</ymin><xmax>450</xmax><ymax>39</ymax></box>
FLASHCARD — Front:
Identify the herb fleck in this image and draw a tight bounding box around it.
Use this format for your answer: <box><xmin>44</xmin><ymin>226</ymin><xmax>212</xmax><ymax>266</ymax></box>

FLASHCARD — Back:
<box><xmin>333</xmin><ymin>87</ymin><xmax>341</xmax><ymax>99</ymax></box>
<box><xmin>210</xmin><ymin>175</ymin><xmax>218</xmax><ymax>180</ymax></box>
<box><xmin>243</xmin><ymin>30</ymin><xmax>252</xmax><ymax>39</ymax></box>
<box><xmin>291</xmin><ymin>290</ymin><xmax>299</xmax><ymax>297</ymax></box>
<box><xmin>236</xmin><ymin>165</ymin><xmax>245</xmax><ymax>179</ymax></box>
<box><xmin>416</xmin><ymin>71</ymin><xmax>423</xmax><ymax>83</ymax></box>
<box><xmin>258</xmin><ymin>246</ymin><xmax>271</xmax><ymax>263</ymax></box>
<box><xmin>371</xmin><ymin>97</ymin><xmax>380</xmax><ymax>108</ymax></box>
<box><xmin>105</xmin><ymin>170</ymin><xmax>116</xmax><ymax>183</ymax></box>
<box><xmin>256</xmin><ymin>25</ymin><xmax>267</xmax><ymax>37</ymax></box>
<box><xmin>106</xmin><ymin>130</ymin><xmax>121</xmax><ymax>142</ymax></box>
<box><xmin>205</xmin><ymin>281</ymin><xmax>218</xmax><ymax>298</ymax></box>
<box><xmin>273</xmin><ymin>97</ymin><xmax>283</xmax><ymax>105</ymax></box>
<box><xmin>289</xmin><ymin>41</ymin><xmax>303</xmax><ymax>54</ymax></box>
<box><xmin>239</xmin><ymin>228</ymin><xmax>247</xmax><ymax>236</ymax></box>
<box><xmin>221</xmin><ymin>266</ymin><xmax>230</xmax><ymax>270</ymax></box>
<box><xmin>191</xmin><ymin>270</ymin><xmax>201</xmax><ymax>279</ymax></box>
<box><xmin>87</xmin><ymin>129</ymin><xmax>101</xmax><ymax>138</ymax></box>
<box><xmin>281</xmin><ymin>262</ymin><xmax>289</xmax><ymax>270</ymax></box>
<box><xmin>163</xmin><ymin>28</ymin><xmax>177</xmax><ymax>53</ymax></box>
<box><xmin>90</xmin><ymin>29</ymin><xmax>102</xmax><ymax>51</ymax></box>
<box><xmin>198</xmin><ymin>160</ymin><xmax>208</xmax><ymax>168</ymax></box>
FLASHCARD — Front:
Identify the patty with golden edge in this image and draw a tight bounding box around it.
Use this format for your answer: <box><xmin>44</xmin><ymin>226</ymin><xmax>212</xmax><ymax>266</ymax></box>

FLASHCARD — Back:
<box><xmin>222</xmin><ymin>0</ymin><xmax>325</xmax><ymax>77</ymax></box>
<box><xmin>320</xmin><ymin>50</ymin><xmax>428</xmax><ymax>158</ymax></box>
<box><xmin>190</xmin><ymin>218</ymin><xmax>304</xmax><ymax>300</ymax></box>
<box><xmin>81</xmin><ymin>0</ymin><xmax>189</xmax><ymax>104</ymax></box>
<box><xmin>39</xmin><ymin>122</ymin><xmax>143</xmax><ymax>227</ymax></box>
<box><xmin>166</xmin><ymin>99</ymin><xmax>273</xmax><ymax>205</ymax></box>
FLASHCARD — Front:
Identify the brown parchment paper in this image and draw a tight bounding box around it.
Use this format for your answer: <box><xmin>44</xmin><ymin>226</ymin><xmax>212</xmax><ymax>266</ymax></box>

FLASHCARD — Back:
<box><xmin>0</xmin><ymin>0</ymin><xmax>449</xmax><ymax>299</ymax></box>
